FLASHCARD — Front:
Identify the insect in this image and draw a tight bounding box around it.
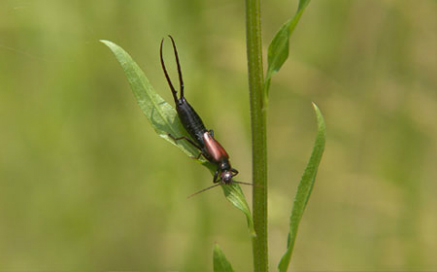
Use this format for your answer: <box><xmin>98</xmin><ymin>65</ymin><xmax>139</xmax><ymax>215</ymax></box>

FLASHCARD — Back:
<box><xmin>160</xmin><ymin>36</ymin><xmax>239</xmax><ymax>186</ymax></box>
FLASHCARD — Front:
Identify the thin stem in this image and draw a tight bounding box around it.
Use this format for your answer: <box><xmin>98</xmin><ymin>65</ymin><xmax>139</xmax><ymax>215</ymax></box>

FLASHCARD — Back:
<box><xmin>245</xmin><ymin>0</ymin><xmax>268</xmax><ymax>271</ymax></box>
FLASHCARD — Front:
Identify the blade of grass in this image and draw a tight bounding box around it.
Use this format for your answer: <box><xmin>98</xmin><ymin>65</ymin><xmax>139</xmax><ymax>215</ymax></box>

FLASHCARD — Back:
<box><xmin>102</xmin><ymin>40</ymin><xmax>254</xmax><ymax>221</ymax></box>
<box><xmin>277</xmin><ymin>103</ymin><xmax>326</xmax><ymax>272</ymax></box>
<box><xmin>264</xmin><ymin>0</ymin><xmax>311</xmax><ymax>105</ymax></box>
<box><xmin>213</xmin><ymin>244</ymin><xmax>235</xmax><ymax>272</ymax></box>
<box><xmin>222</xmin><ymin>183</ymin><xmax>255</xmax><ymax>236</ymax></box>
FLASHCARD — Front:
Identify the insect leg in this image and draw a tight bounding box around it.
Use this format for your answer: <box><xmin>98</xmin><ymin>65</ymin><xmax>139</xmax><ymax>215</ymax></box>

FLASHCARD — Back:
<box><xmin>168</xmin><ymin>134</ymin><xmax>203</xmax><ymax>159</ymax></box>
<box><xmin>213</xmin><ymin>170</ymin><xmax>220</xmax><ymax>183</ymax></box>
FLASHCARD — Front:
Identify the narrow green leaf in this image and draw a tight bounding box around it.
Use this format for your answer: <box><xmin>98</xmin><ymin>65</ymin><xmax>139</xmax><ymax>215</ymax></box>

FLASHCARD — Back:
<box><xmin>100</xmin><ymin>40</ymin><xmax>211</xmax><ymax>168</ymax></box>
<box><xmin>277</xmin><ymin>103</ymin><xmax>326</xmax><ymax>272</ymax></box>
<box><xmin>222</xmin><ymin>183</ymin><xmax>255</xmax><ymax>236</ymax></box>
<box><xmin>264</xmin><ymin>0</ymin><xmax>311</xmax><ymax>101</ymax></box>
<box><xmin>213</xmin><ymin>244</ymin><xmax>235</xmax><ymax>272</ymax></box>
<box><xmin>102</xmin><ymin>41</ymin><xmax>254</xmax><ymax>222</ymax></box>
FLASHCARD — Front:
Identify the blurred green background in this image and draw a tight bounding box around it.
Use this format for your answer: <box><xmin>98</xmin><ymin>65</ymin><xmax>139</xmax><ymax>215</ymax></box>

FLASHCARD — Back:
<box><xmin>1</xmin><ymin>0</ymin><xmax>436</xmax><ymax>271</ymax></box>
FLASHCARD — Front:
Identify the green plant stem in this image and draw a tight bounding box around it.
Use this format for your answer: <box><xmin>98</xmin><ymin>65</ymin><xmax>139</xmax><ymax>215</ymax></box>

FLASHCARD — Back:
<box><xmin>245</xmin><ymin>0</ymin><xmax>268</xmax><ymax>271</ymax></box>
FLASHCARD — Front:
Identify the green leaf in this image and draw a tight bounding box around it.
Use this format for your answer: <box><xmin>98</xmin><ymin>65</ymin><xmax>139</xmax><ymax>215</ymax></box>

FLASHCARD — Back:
<box><xmin>100</xmin><ymin>40</ymin><xmax>211</xmax><ymax>169</ymax></box>
<box><xmin>213</xmin><ymin>244</ymin><xmax>235</xmax><ymax>272</ymax></box>
<box><xmin>102</xmin><ymin>40</ymin><xmax>253</xmax><ymax>226</ymax></box>
<box><xmin>222</xmin><ymin>183</ymin><xmax>255</xmax><ymax>236</ymax></box>
<box><xmin>277</xmin><ymin>102</ymin><xmax>326</xmax><ymax>272</ymax></box>
<box><xmin>264</xmin><ymin>0</ymin><xmax>311</xmax><ymax>102</ymax></box>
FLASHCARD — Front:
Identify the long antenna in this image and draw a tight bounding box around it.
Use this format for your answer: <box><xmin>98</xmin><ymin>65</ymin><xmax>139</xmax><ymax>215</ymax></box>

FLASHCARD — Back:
<box><xmin>168</xmin><ymin>35</ymin><xmax>184</xmax><ymax>98</ymax></box>
<box><xmin>187</xmin><ymin>181</ymin><xmax>258</xmax><ymax>198</ymax></box>
<box><xmin>160</xmin><ymin>38</ymin><xmax>178</xmax><ymax>102</ymax></box>
<box><xmin>187</xmin><ymin>183</ymin><xmax>221</xmax><ymax>198</ymax></box>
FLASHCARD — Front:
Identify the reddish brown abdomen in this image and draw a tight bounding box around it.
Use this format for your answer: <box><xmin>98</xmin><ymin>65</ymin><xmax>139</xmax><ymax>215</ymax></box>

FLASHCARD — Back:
<box><xmin>203</xmin><ymin>132</ymin><xmax>229</xmax><ymax>163</ymax></box>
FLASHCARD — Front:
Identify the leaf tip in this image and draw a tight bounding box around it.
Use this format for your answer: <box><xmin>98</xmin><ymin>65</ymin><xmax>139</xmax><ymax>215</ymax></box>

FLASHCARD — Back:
<box><xmin>99</xmin><ymin>40</ymin><xmax>119</xmax><ymax>52</ymax></box>
<box><xmin>99</xmin><ymin>39</ymin><xmax>110</xmax><ymax>45</ymax></box>
<box><xmin>213</xmin><ymin>243</ymin><xmax>235</xmax><ymax>272</ymax></box>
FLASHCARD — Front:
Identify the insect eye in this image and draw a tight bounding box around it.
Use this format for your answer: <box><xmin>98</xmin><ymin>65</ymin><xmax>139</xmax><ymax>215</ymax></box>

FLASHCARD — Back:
<box><xmin>222</xmin><ymin>171</ymin><xmax>233</xmax><ymax>184</ymax></box>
